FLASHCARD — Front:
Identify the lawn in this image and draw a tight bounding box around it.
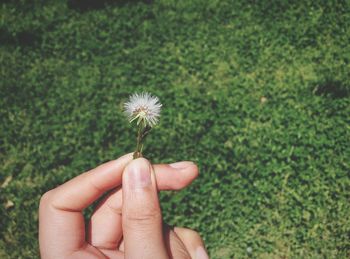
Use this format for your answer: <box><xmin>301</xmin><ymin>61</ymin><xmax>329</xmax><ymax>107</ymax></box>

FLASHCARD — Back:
<box><xmin>0</xmin><ymin>0</ymin><xmax>349</xmax><ymax>258</ymax></box>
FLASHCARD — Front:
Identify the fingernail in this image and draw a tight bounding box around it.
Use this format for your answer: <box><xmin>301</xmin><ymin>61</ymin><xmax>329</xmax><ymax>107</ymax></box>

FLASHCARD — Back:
<box><xmin>196</xmin><ymin>246</ymin><xmax>209</xmax><ymax>259</ymax></box>
<box><xmin>169</xmin><ymin>161</ymin><xmax>194</xmax><ymax>169</ymax></box>
<box><xmin>127</xmin><ymin>158</ymin><xmax>151</xmax><ymax>189</ymax></box>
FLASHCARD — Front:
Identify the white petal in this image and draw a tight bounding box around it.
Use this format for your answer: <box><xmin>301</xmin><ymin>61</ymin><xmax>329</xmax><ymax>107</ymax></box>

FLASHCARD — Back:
<box><xmin>123</xmin><ymin>92</ymin><xmax>162</xmax><ymax>126</ymax></box>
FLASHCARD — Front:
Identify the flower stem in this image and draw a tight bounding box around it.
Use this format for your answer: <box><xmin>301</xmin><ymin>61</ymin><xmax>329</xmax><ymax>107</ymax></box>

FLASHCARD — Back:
<box><xmin>133</xmin><ymin>120</ymin><xmax>153</xmax><ymax>159</ymax></box>
<box><xmin>133</xmin><ymin>121</ymin><xmax>144</xmax><ymax>159</ymax></box>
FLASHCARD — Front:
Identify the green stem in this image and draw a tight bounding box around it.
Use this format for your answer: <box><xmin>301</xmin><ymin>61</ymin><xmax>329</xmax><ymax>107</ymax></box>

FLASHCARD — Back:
<box><xmin>133</xmin><ymin>121</ymin><xmax>144</xmax><ymax>159</ymax></box>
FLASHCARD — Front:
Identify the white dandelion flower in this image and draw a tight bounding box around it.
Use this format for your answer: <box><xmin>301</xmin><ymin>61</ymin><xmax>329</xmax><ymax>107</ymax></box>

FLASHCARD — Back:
<box><xmin>124</xmin><ymin>92</ymin><xmax>162</xmax><ymax>127</ymax></box>
<box><xmin>124</xmin><ymin>92</ymin><xmax>162</xmax><ymax>159</ymax></box>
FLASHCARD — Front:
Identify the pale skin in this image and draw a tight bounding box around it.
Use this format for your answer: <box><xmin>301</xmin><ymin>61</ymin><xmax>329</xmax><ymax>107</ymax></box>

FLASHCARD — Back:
<box><xmin>39</xmin><ymin>153</ymin><xmax>209</xmax><ymax>259</ymax></box>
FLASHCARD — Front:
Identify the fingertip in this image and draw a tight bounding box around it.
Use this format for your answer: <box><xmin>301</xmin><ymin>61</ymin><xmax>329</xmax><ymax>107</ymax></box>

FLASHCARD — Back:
<box><xmin>152</xmin><ymin>161</ymin><xmax>199</xmax><ymax>191</ymax></box>
<box><xmin>123</xmin><ymin>157</ymin><xmax>153</xmax><ymax>190</ymax></box>
<box><xmin>126</xmin><ymin>156</ymin><xmax>151</xmax><ymax>168</ymax></box>
<box><xmin>115</xmin><ymin>152</ymin><xmax>134</xmax><ymax>164</ymax></box>
<box><xmin>187</xmin><ymin>162</ymin><xmax>199</xmax><ymax>179</ymax></box>
<box><xmin>171</xmin><ymin>162</ymin><xmax>199</xmax><ymax>190</ymax></box>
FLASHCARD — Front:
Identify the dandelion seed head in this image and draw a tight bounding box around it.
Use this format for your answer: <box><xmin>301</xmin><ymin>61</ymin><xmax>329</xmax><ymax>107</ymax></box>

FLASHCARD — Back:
<box><xmin>124</xmin><ymin>92</ymin><xmax>162</xmax><ymax>127</ymax></box>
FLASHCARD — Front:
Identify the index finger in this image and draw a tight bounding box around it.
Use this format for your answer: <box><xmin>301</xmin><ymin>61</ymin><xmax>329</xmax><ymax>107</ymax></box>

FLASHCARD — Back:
<box><xmin>47</xmin><ymin>152</ymin><xmax>133</xmax><ymax>211</ymax></box>
<box><xmin>39</xmin><ymin>153</ymin><xmax>133</xmax><ymax>258</ymax></box>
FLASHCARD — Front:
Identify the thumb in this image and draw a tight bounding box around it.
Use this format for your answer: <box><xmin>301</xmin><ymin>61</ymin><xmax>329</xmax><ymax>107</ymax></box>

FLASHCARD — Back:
<box><xmin>122</xmin><ymin>158</ymin><xmax>168</xmax><ymax>259</ymax></box>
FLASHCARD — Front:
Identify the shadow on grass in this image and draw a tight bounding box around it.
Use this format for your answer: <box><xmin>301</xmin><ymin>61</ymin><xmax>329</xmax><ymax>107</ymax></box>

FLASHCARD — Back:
<box><xmin>0</xmin><ymin>27</ymin><xmax>40</xmax><ymax>47</ymax></box>
<box><xmin>314</xmin><ymin>80</ymin><xmax>349</xmax><ymax>99</ymax></box>
<box><xmin>67</xmin><ymin>0</ymin><xmax>153</xmax><ymax>11</ymax></box>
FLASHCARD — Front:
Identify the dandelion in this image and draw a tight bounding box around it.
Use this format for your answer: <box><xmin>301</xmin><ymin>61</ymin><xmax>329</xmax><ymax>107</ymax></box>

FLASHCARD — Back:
<box><xmin>246</xmin><ymin>247</ymin><xmax>253</xmax><ymax>254</ymax></box>
<box><xmin>124</xmin><ymin>92</ymin><xmax>162</xmax><ymax>159</ymax></box>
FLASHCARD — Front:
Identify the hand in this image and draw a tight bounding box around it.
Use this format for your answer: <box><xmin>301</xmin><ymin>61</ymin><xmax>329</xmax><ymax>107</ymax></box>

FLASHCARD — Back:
<box><xmin>39</xmin><ymin>153</ymin><xmax>209</xmax><ymax>259</ymax></box>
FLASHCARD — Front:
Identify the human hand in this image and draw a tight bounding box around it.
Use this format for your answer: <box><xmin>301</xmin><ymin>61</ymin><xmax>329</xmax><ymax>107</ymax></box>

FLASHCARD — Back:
<box><xmin>39</xmin><ymin>153</ymin><xmax>209</xmax><ymax>259</ymax></box>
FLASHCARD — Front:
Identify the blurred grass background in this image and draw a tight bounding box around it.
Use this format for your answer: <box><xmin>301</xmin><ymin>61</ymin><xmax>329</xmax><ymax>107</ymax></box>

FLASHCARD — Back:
<box><xmin>1</xmin><ymin>0</ymin><xmax>349</xmax><ymax>258</ymax></box>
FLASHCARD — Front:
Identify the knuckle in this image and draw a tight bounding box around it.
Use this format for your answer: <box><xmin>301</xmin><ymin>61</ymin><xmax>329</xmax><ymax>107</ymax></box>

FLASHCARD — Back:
<box><xmin>39</xmin><ymin>189</ymin><xmax>58</xmax><ymax>212</ymax></box>
<box><xmin>178</xmin><ymin>248</ymin><xmax>192</xmax><ymax>259</ymax></box>
<box><xmin>125</xmin><ymin>208</ymin><xmax>162</xmax><ymax>227</ymax></box>
<box><xmin>39</xmin><ymin>190</ymin><xmax>54</xmax><ymax>206</ymax></box>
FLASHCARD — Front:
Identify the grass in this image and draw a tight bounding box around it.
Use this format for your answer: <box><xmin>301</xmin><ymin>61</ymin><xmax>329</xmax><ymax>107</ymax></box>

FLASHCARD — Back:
<box><xmin>1</xmin><ymin>0</ymin><xmax>349</xmax><ymax>258</ymax></box>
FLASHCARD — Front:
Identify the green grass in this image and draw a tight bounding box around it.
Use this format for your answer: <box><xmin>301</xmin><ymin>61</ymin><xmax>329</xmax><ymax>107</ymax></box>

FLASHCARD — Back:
<box><xmin>1</xmin><ymin>0</ymin><xmax>349</xmax><ymax>258</ymax></box>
